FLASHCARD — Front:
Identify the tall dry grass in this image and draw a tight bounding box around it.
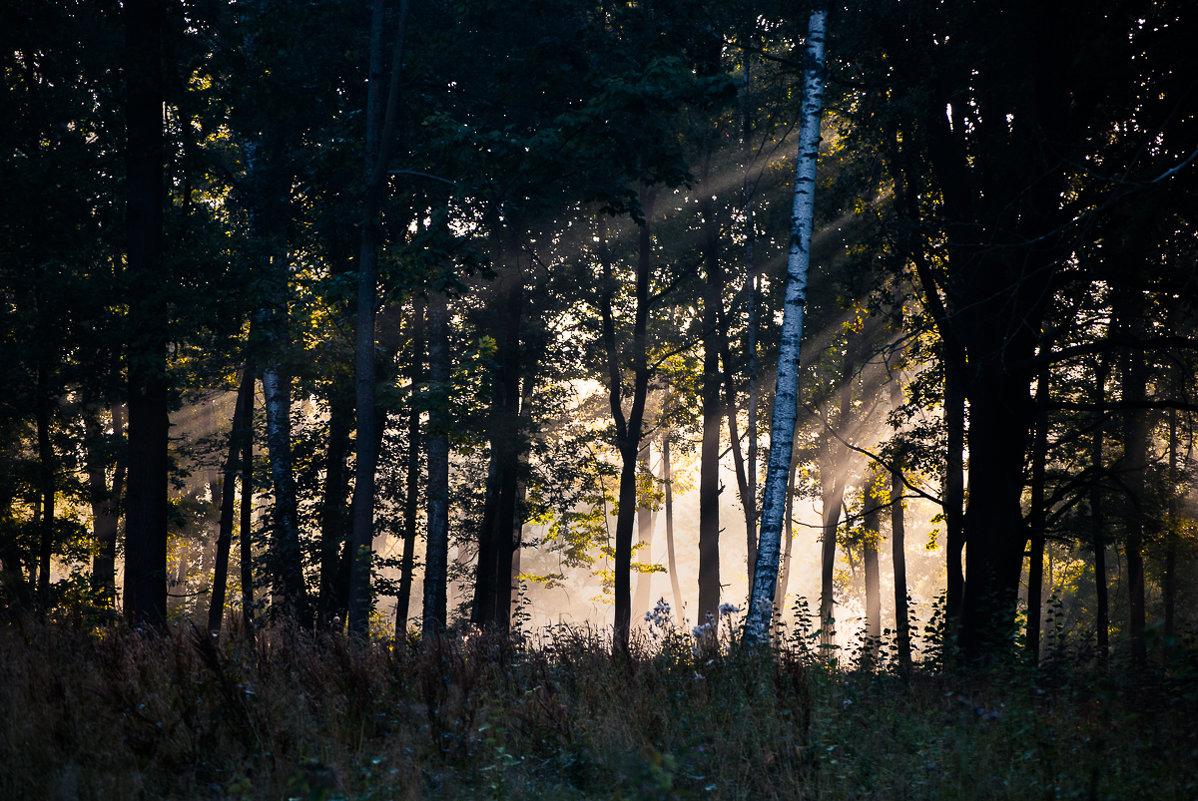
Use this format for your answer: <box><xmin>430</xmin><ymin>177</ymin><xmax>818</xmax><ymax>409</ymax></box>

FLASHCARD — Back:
<box><xmin>1</xmin><ymin>615</ymin><xmax>1196</xmax><ymax>800</ymax></box>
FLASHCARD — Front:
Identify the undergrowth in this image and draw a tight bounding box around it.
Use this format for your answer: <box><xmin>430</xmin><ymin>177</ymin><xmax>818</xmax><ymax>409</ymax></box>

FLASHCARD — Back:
<box><xmin>2</xmin><ymin>614</ymin><xmax>1196</xmax><ymax>800</ymax></box>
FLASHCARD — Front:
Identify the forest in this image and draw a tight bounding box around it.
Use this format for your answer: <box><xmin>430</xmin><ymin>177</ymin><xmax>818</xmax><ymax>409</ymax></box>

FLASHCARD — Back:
<box><xmin>3</xmin><ymin>0</ymin><xmax>1198</xmax><ymax>798</ymax></box>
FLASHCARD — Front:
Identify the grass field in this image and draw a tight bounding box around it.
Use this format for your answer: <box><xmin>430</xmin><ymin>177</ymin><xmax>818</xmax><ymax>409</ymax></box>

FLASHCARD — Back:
<box><xmin>2</xmin><ymin>617</ymin><xmax>1196</xmax><ymax>800</ymax></box>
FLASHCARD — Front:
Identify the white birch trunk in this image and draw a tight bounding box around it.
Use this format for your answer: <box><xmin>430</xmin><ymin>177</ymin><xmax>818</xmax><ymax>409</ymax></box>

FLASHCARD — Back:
<box><xmin>744</xmin><ymin>0</ymin><xmax>828</xmax><ymax>647</ymax></box>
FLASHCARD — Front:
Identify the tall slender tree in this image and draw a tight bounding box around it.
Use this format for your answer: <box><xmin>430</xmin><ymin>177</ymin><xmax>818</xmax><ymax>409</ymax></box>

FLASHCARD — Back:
<box><xmin>348</xmin><ymin>0</ymin><xmax>411</xmax><ymax>638</ymax></box>
<box><xmin>745</xmin><ymin>0</ymin><xmax>829</xmax><ymax>646</ymax></box>
<box><xmin>122</xmin><ymin>0</ymin><xmax>170</xmax><ymax>630</ymax></box>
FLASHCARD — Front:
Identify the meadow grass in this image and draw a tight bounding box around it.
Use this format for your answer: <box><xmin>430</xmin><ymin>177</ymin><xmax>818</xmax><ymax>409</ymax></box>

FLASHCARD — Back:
<box><xmin>2</xmin><ymin>616</ymin><xmax>1196</xmax><ymax>800</ymax></box>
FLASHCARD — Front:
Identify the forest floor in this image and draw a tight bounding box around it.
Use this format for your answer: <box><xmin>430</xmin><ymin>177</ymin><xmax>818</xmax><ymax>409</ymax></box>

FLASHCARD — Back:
<box><xmin>2</xmin><ymin>618</ymin><xmax>1196</xmax><ymax>801</ymax></box>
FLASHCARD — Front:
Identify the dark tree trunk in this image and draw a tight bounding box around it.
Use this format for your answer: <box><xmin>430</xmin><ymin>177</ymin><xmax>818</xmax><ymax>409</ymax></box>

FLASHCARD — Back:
<box><xmin>697</xmin><ymin>193</ymin><xmax>722</xmax><ymax>629</ymax></box>
<box><xmin>208</xmin><ymin>365</ymin><xmax>255</xmax><ymax>635</ymax></box>
<box><xmin>958</xmin><ymin>356</ymin><xmax>1035</xmax><ymax>659</ymax></box>
<box><xmin>1025</xmin><ymin>368</ymin><xmax>1051</xmax><ymax>664</ymax></box>
<box><xmin>742</xmin><ymin>47</ymin><xmax>762</xmax><ymax>600</ymax></box>
<box><xmin>239</xmin><ymin>376</ymin><xmax>256</xmax><ymax>638</ymax></box>
<box><xmin>944</xmin><ymin>364</ymin><xmax>966</xmax><ymax>624</ymax></box>
<box><xmin>396</xmin><ymin>297</ymin><xmax>425</xmax><ymax>637</ymax></box>
<box><xmin>122</xmin><ymin>0</ymin><xmax>169</xmax><ymax>631</ymax></box>
<box><xmin>862</xmin><ymin>474</ymin><xmax>882</xmax><ymax>662</ymax></box>
<box><xmin>890</xmin><ymin>375</ymin><xmax>911</xmax><ymax>671</ymax></box>
<box><xmin>261</xmin><ymin>364</ymin><xmax>310</xmax><ymax>627</ymax></box>
<box><xmin>820</xmin><ymin>358</ymin><xmax>854</xmax><ymax>643</ymax></box>
<box><xmin>508</xmin><ymin>375</ymin><xmax>534</xmax><ymax>627</ymax></box>
<box><xmin>319</xmin><ymin>385</ymin><xmax>354</xmax><ymax>628</ymax></box>
<box><xmin>473</xmin><ymin>227</ymin><xmax>524</xmax><ymax>632</ymax></box>
<box><xmin>1163</xmin><ymin>408</ymin><xmax>1180</xmax><ymax>654</ymax></box>
<box><xmin>87</xmin><ymin>404</ymin><xmax>124</xmax><ymax>609</ymax></box>
<box><xmin>718</xmin><ymin>310</ymin><xmax>755</xmax><ymax>590</ymax></box>
<box><xmin>1090</xmin><ymin>359</ymin><xmax>1109</xmax><ymax>665</ymax></box>
<box><xmin>1118</xmin><ymin>298</ymin><xmax>1150</xmax><ymax>667</ymax></box>
<box><xmin>598</xmin><ymin>196</ymin><xmax>654</xmax><ymax>654</ymax></box>
<box><xmin>423</xmin><ymin>290</ymin><xmax>451</xmax><ymax>635</ymax></box>
<box><xmin>35</xmin><ymin>365</ymin><xmax>55</xmax><ymax>607</ymax></box>
<box><xmin>347</xmin><ymin>0</ymin><xmax>410</xmax><ymax>638</ymax></box>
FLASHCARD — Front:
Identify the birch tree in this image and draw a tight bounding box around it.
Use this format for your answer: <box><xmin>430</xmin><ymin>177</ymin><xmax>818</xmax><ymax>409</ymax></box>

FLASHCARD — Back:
<box><xmin>744</xmin><ymin>0</ymin><xmax>828</xmax><ymax>647</ymax></box>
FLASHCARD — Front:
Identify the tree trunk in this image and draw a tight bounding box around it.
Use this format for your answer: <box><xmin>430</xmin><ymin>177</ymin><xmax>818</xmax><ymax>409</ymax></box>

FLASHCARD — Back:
<box><xmin>958</xmin><ymin>356</ymin><xmax>1034</xmax><ymax>659</ymax></box>
<box><xmin>944</xmin><ymin>363</ymin><xmax>966</xmax><ymax>625</ymax></box>
<box><xmin>318</xmin><ymin>385</ymin><xmax>354</xmax><ymax>628</ymax></box>
<box><xmin>208</xmin><ymin>364</ymin><xmax>255</xmax><ymax>635</ymax></box>
<box><xmin>1025</xmin><ymin>367</ymin><xmax>1050</xmax><ymax>663</ymax></box>
<box><xmin>35</xmin><ymin>365</ymin><xmax>55</xmax><ymax>607</ymax></box>
<box><xmin>741</xmin><ymin>38</ymin><xmax>762</xmax><ymax>602</ymax></box>
<box><xmin>347</xmin><ymin>0</ymin><xmax>410</xmax><ymax>638</ymax></box>
<box><xmin>87</xmin><ymin>404</ymin><xmax>124</xmax><ymax>609</ymax></box>
<box><xmin>1117</xmin><ymin>297</ymin><xmax>1150</xmax><ymax>667</ymax></box>
<box><xmin>1163</xmin><ymin>407</ymin><xmax>1185</xmax><ymax>660</ymax></box>
<box><xmin>423</xmin><ymin>289</ymin><xmax>451</xmax><ymax>635</ymax></box>
<box><xmin>663</xmin><ymin>435</ymin><xmax>685</xmax><ymax>622</ymax></box>
<box><xmin>774</xmin><ymin>458</ymin><xmax>798</xmax><ymax>615</ymax></box>
<box><xmin>1090</xmin><ymin>358</ymin><xmax>1109</xmax><ymax>665</ymax></box>
<box><xmin>239</xmin><ymin>375</ymin><xmax>256</xmax><ymax>638</ymax></box>
<box><xmin>718</xmin><ymin>303</ymin><xmax>756</xmax><ymax>590</ymax></box>
<box><xmin>261</xmin><ymin>363</ymin><xmax>310</xmax><ymax>627</ymax></box>
<box><xmin>889</xmin><ymin>378</ymin><xmax>911</xmax><ymax>671</ymax></box>
<box><xmin>473</xmin><ymin>224</ymin><xmax>524</xmax><ymax>632</ymax></box>
<box><xmin>508</xmin><ymin>375</ymin><xmax>534</xmax><ymax>628</ymax></box>
<box><xmin>862</xmin><ymin>473</ymin><xmax>882</xmax><ymax>662</ymax></box>
<box><xmin>818</xmin><ymin>356</ymin><xmax>854</xmax><ymax>645</ymax></box>
<box><xmin>396</xmin><ymin>296</ymin><xmax>424</xmax><ymax>637</ymax></box>
<box><xmin>698</xmin><ymin>192</ymin><xmax>723</xmax><ymax>629</ymax></box>
<box><xmin>633</xmin><ymin>441</ymin><xmax>654</xmax><ymax>621</ymax></box>
<box><xmin>122</xmin><ymin>0</ymin><xmax>169</xmax><ymax>631</ymax></box>
<box><xmin>744</xmin><ymin>0</ymin><xmax>828</xmax><ymax>646</ymax></box>
<box><xmin>598</xmin><ymin>195</ymin><xmax>654</xmax><ymax>654</ymax></box>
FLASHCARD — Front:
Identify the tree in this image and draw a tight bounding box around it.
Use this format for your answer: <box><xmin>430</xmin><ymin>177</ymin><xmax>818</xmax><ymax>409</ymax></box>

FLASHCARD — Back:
<box><xmin>745</xmin><ymin>0</ymin><xmax>829</xmax><ymax>647</ymax></box>
<box><xmin>207</xmin><ymin>365</ymin><xmax>254</xmax><ymax>635</ymax></box>
<box><xmin>347</xmin><ymin>0</ymin><xmax>411</xmax><ymax>638</ymax></box>
<box><xmin>122</xmin><ymin>0</ymin><xmax>170</xmax><ymax>630</ymax></box>
<box><xmin>596</xmin><ymin>202</ymin><xmax>656</xmax><ymax>653</ymax></box>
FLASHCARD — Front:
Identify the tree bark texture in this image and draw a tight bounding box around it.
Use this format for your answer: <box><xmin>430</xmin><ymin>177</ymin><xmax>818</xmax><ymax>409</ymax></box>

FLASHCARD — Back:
<box><xmin>744</xmin><ymin>0</ymin><xmax>827</xmax><ymax>646</ymax></box>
